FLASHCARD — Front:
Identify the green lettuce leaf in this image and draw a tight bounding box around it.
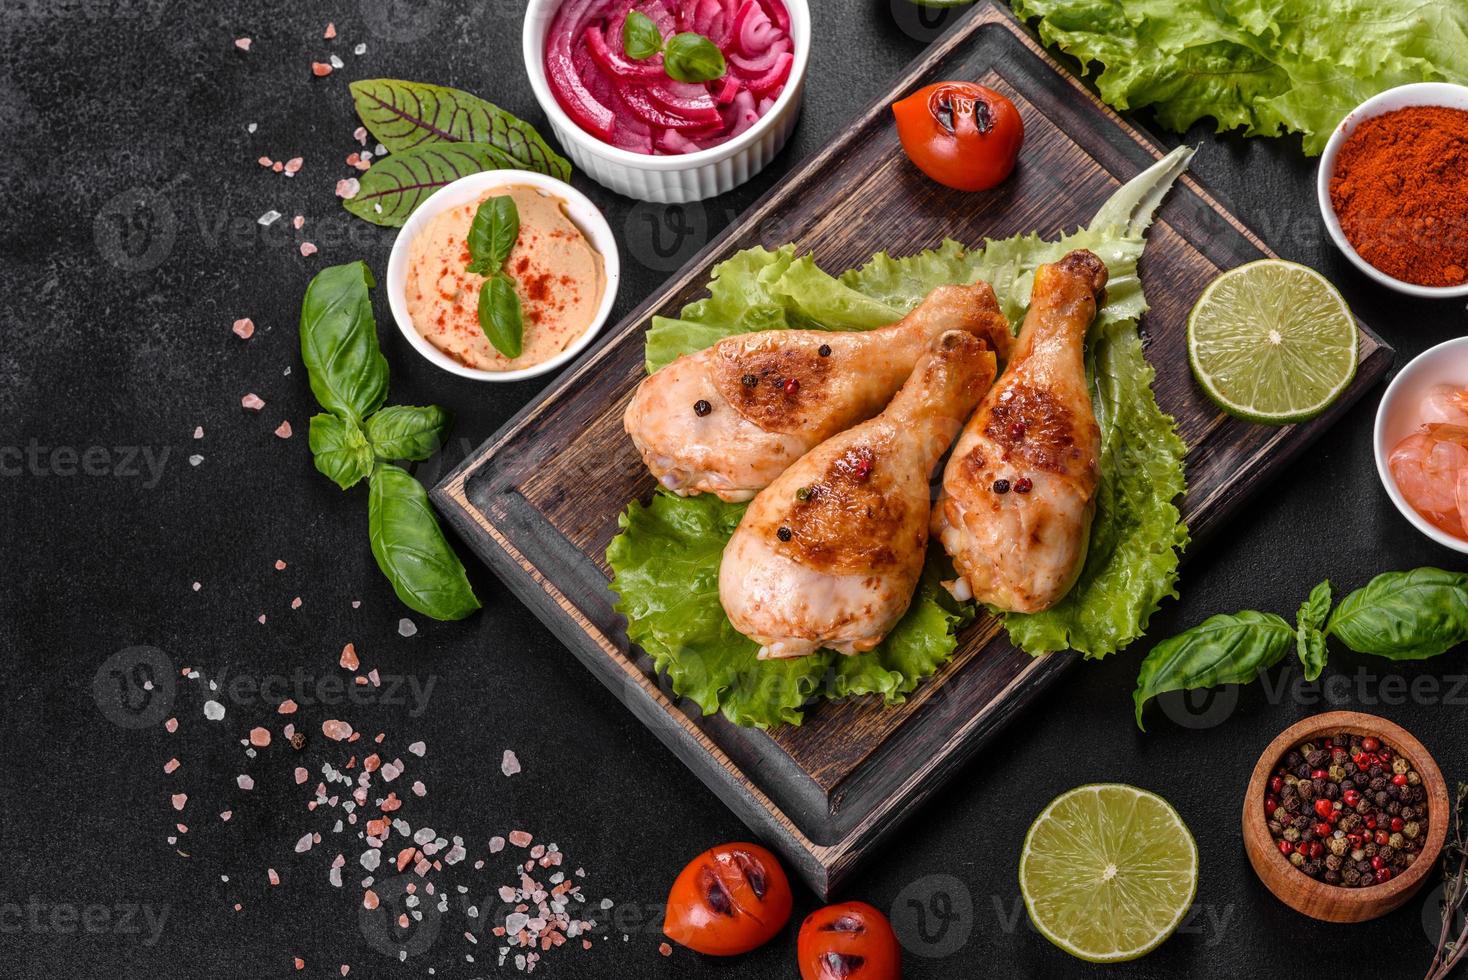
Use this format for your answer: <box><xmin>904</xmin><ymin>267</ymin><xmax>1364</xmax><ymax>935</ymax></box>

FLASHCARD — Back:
<box><xmin>609</xmin><ymin>148</ymin><xmax>1194</xmax><ymax>725</ymax></box>
<box><xmin>1011</xmin><ymin>0</ymin><xmax>1468</xmax><ymax>154</ymax></box>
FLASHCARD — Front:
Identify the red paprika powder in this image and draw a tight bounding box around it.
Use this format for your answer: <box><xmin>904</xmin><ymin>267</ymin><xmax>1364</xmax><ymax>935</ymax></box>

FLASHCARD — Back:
<box><xmin>1328</xmin><ymin>105</ymin><xmax>1468</xmax><ymax>288</ymax></box>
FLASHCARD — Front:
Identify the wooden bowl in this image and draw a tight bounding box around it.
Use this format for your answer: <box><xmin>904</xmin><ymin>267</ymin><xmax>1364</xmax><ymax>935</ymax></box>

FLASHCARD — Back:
<box><xmin>1243</xmin><ymin>711</ymin><xmax>1449</xmax><ymax>922</ymax></box>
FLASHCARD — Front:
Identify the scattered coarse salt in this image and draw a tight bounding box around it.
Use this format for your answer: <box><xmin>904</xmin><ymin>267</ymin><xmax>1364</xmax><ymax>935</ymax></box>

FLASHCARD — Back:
<box><xmin>501</xmin><ymin>750</ymin><xmax>521</xmax><ymax>778</ymax></box>
<box><xmin>165</xmin><ymin>717</ymin><xmax>179</xmax><ymax>733</ymax></box>
<box><xmin>193</xmin><ymin>426</ymin><xmax>204</xmax><ymax>439</ymax></box>
<box><xmin>659</xmin><ymin>942</ymin><xmax>672</xmax><ymax>957</ymax></box>
<box><xmin>294</xmin><ymin>958</ymin><xmax>304</xmax><ymax>970</ymax></box>
<box><xmin>408</xmin><ymin>741</ymin><xmax>426</xmax><ymax>757</ymax></box>
<box><xmin>171</xmin><ymin>793</ymin><xmax>188</xmax><ymax>811</ymax></box>
<box><xmin>258</xmin><ymin>210</ymin><xmax>282</xmax><ymax>226</ymax></box>
<box><xmin>330</xmin><ymin>54</ymin><xmax>344</xmax><ymax>69</ymax></box>
<box><xmin>247</xmin><ymin>122</ymin><xmax>258</xmax><ymax>134</ymax></box>
<box><xmin>164</xmin><ymin>758</ymin><xmax>180</xmax><ymax>774</ymax></box>
<box><xmin>292</xmin><ymin>215</ymin><xmax>305</xmax><ymax>230</ymax></box>
<box><xmin>192</xmin><ymin>582</ymin><xmax>202</xmax><ymax>592</ymax></box>
<box><xmin>335</xmin><ymin>177</ymin><xmax>360</xmax><ymax>200</ymax></box>
<box><xmin>275</xmin><ymin>421</ymin><xmax>293</xmax><ymax>439</ymax></box>
<box><xmin>189</xmin><ymin>454</ymin><xmax>204</xmax><ymax>467</ymax></box>
<box><xmin>268</xmin><ymin>868</ymin><xmax>280</xmax><ymax>886</ymax></box>
<box><xmin>278</xmin><ymin>699</ymin><xmax>298</xmax><ymax>714</ymax></box>
<box><xmin>354</xmin><ymin>42</ymin><xmax>367</xmax><ymax>56</ymax></box>
<box><xmin>322</xmin><ymin>719</ymin><xmax>354</xmax><ymax>741</ymax></box>
<box><xmin>312</xmin><ymin>62</ymin><xmax>333</xmax><ymax>77</ymax></box>
<box><xmin>232</xmin><ymin>317</ymin><xmax>255</xmax><ymax>339</ymax></box>
<box><xmin>291</xmin><ymin>597</ymin><xmax>303</xmax><ymax>609</ymax></box>
<box><xmin>489</xmin><ymin>837</ymin><xmax>505</xmax><ymax>854</ymax></box>
<box><xmin>324</xmin><ymin>22</ymin><xmax>337</xmax><ymax>38</ymax></box>
<box><xmin>242</xmin><ymin>393</ymin><xmax>265</xmax><ymax>411</ymax></box>
<box><xmin>411</xmin><ymin>781</ymin><xmax>426</xmax><ymax>797</ymax></box>
<box><xmin>296</xmin><ymin>833</ymin><xmax>315</xmax><ymax>854</ymax></box>
<box><xmin>220</xmin><ymin>810</ymin><xmax>231</xmax><ymax>821</ymax></box>
<box><xmin>204</xmin><ymin>700</ymin><xmax>226</xmax><ymax>721</ymax></box>
<box><xmin>340</xmin><ymin>643</ymin><xmax>359</xmax><ymax>670</ymax></box>
<box><xmin>257</xmin><ymin>614</ymin><xmax>267</xmax><ymax>624</ymax></box>
<box><xmin>249</xmin><ymin>727</ymin><xmax>271</xmax><ymax>747</ymax></box>
<box><xmin>300</xmin><ymin>242</ymin><xmax>318</xmax><ymax>257</ymax></box>
<box><xmin>234</xmin><ymin>37</ymin><xmax>251</xmax><ymax>51</ymax></box>
<box><xmin>508</xmin><ymin>831</ymin><xmax>533</xmax><ymax>848</ymax></box>
<box><xmin>275</xmin><ymin>559</ymin><xmax>287</xmax><ymax>571</ymax></box>
<box><xmin>295</xmin><ymin>767</ymin><xmax>308</xmax><ymax>784</ymax></box>
<box><xmin>284</xmin><ymin>157</ymin><xmax>303</xmax><ymax>175</ymax></box>
<box><xmin>398</xmin><ymin>618</ymin><xmax>417</xmax><ymax>638</ymax></box>
<box><xmin>238</xmin><ymin>775</ymin><xmax>255</xmax><ymax>791</ymax></box>
<box><xmin>353</xmin><ymin>126</ymin><xmax>367</xmax><ymax>145</ymax></box>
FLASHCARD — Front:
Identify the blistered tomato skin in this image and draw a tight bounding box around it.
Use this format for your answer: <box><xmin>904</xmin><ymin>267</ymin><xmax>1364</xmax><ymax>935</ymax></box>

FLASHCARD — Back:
<box><xmin>797</xmin><ymin>901</ymin><xmax>901</xmax><ymax>980</ymax></box>
<box><xmin>892</xmin><ymin>81</ymin><xmax>1024</xmax><ymax>192</ymax></box>
<box><xmin>662</xmin><ymin>842</ymin><xmax>794</xmax><ymax>956</ymax></box>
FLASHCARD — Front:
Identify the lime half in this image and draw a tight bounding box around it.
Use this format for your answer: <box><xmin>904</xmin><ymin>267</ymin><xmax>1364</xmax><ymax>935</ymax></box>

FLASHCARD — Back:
<box><xmin>1019</xmin><ymin>784</ymin><xmax>1198</xmax><ymax>963</ymax></box>
<box><xmin>1187</xmin><ymin>259</ymin><xmax>1357</xmax><ymax>424</ymax></box>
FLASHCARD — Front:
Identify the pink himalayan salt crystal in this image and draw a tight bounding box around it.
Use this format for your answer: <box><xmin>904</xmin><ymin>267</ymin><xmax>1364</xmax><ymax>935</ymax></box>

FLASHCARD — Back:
<box><xmin>220</xmin><ymin>811</ymin><xmax>232</xmax><ymax>821</ymax></box>
<box><xmin>249</xmin><ymin>727</ymin><xmax>271</xmax><ymax>747</ymax></box>
<box><xmin>275</xmin><ymin>421</ymin><xmax>293</xmax><ymax>439</ymax></box>
<box><xmin>325</xmin><ymin>22</ymin><xmax>336</xmax><ymax>38</ymax></box>
<box><xmin>284</xmin><ymin>157</ymin><xmax>303</xmax><ymax>174</ymax></box>
<box><xmin>300</xmin><ymin>242</ymin><xmax>318</xmax><ymax>257</ymax></box>
<box><xmin>268</xmin><ymin>868</ymin><xmax>280</xmax><ymax>886</ymax></box>
<box><xmin>164</xmin><ymin>758</ymin><xmax>180</xmax><ymax>774</ymax></box>
<box><xmin>508</xmin><ymin>830</ymin><xmax>532</xmax><ymax>848</ymax></box>
<box><xmin>241</xmin><ymin>393</ymin><xmax>265</xmax><ymax>411</ymax></box>
<box><xmin>322</xmin><ymin>719</ymin><xmax>353</xmax><ymax>741</ymax></box>
<box><xmin>335</xmin><ymin>177</ymin><xmax>360</xmax><ymax>200</ymax></box>
<box><xmin>171</xmin><ymin>793</ymin><xmax>187</xmax><ymax>811</ymax></box>
<box><xmin>501</xmin><ymin>750</ymin><xmax>521</xmax><ymax>777</ymax></box>
<box><xmin>234</xmin><ymin>37</ymin><xmax>251</xmax><ymax>51</ymax></box>
<box><xmin>275</xmin><ymin>559</ymin><xmax>287</xmax><ymax>571</ymax></box>
<box><xmin>232</xmin><ymin>317</ymin><xmax>255</xmax><ymax>339</ymax></box>
<box><xmin>340</xmin><ymin>644</ymin><xmax>359</xmax><ymax>670</ymax></box>
<box><xmin>291</xmin><ymin>597</ymin><xmax>303</xmax><ymax>609</ymax></box>
<box><xmin>292</xmin><ymin>215</ymin><xmax>304</xmax><ymax>230</ymax></box>
<box><xmin>165</xmin><ymin>717</ymin><xmax>178</xmax><ymax>733</ymax></box>
<box><xmin>295</xmin><ymin>767</ymin><xmax>309</xmax><ymax>784</ymax></box>
<box><xmin>237</xmin><ymin>775</ymin><xmax>255</xmax><ymax>790</ymax></box>
<box><xmin>312</xmin><ymin>62</ymin><xmax>333</xmax><ymax>77</ymax></box>
<box><xmin>489</xmin><ymin>836</ymin><xmax>505</xmax><ymax>853</ymax></box>
<box><xmin>353</xmin><ymin>127</ymin><xmax>367</xmax><ymax>145</ymax></box>
<box><xmin>278</xmin><ymin>699</ymin><xmax>298</xmax><ymax>714</ymax></box>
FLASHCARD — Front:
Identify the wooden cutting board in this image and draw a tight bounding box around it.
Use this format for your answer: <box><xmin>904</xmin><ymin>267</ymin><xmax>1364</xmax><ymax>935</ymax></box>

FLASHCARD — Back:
<box><xmin>430</xmin><ymin>0</ymin><xmax>1392</xmax><ymax>896</ymax></box>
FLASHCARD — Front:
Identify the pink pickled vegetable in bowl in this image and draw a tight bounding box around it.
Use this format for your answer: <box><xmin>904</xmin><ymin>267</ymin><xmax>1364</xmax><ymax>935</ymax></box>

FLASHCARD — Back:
<box><xmin>524</xmin><ymin>0</ymin><xmax>809</xmax><ymax>202</ymax></box>
<box><xmin>546</xmin><ymin>0</ymin><xmax>794</xmax><ymax>155</ymax></box>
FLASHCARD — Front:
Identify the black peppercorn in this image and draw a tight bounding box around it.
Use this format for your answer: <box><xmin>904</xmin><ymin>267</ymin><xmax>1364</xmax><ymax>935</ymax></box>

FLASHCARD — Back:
<box><xmin>693</xmin><ymin>399</ymin><xmax>712</xmax><ymax>417</ymax></box>
<box><xmin>289</xmin><ymin>732</ymin><xmax>306</xmax><ymax>751</ymax></box>
<box><xmin>818</xmin><ymin>344</ymin><xmax>831</xmax><ymax>358</ymax></box>
<box><xmin>992</xmin><ymin>479</ymin><xmax>1011</xmax><ymax>494</ymax></box>
<box><xmin>776</xmin><ymin>526</ymin><xmax>792</xmax><ymax>542</ymax></box>
<box><xmin>742</xmin><ymin>374</ymin><xmax>758</xmax><ymax>387</ymax></box>
<box><xmin>1014</xmin><ymin>477</ymin><xmax>1034</xmax><ymax>494</ymax></box>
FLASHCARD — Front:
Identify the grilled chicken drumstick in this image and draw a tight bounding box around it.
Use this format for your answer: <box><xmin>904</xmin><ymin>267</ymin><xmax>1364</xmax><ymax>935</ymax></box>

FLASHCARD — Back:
<box><xmin>719</xmin><ymin>330</ymin><xmax>997</xmax><ymax>659</ymax></box>
<box><xmin>624</xmin><ymin>282</ymin><xmax>1010</xmax><ymax>502</ymax></box>
<box><xmin>932</xmin><ymin>249</ymin><xmax>1108</xmax><ymax>613</ymax></box>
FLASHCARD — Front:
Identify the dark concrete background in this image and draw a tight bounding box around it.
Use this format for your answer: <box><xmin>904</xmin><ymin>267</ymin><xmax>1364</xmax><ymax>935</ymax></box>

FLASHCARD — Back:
<box><xmin>2</xmin><ymin>0</ymin><xmax>1466</xmax><ymax>977</ymax></box>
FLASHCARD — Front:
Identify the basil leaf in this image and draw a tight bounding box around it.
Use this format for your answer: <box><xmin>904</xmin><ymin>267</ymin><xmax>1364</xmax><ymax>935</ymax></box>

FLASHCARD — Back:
<box><xmin>368</xmin><ymin>463</ymin><xmax>480</xmax><ymax>621</ymax></box>
<box><xmin>1295</xmin><ymin>580</ymin><xmax>1332</xmax><ymax>682</ymax></box>
<box><xmin>1327</xmin><ymin>568</ymin><xmax>1468</xmax><ymax>660</ymax></box>
<box><xmin>623</xmin><ymin>10</ymin><xmax>664</xmax><ymax>60</ymax></box>
<box><xmin>308</xmin><ymin>413</ymin><xmax>374</xmax><ymax>490</ymax></box>
<box><xmin>349</xmin><ymin>79</ymin><xmax>571</xmax><ymax>180</ymax></box>
<box><xmin>299</xmin><ymin>261</ymin><xmax>390</xmax><ymax>422</ymax></box>
<box><xmin>344</xmin><ymin>143</ymin><xmax>521</xmax><ymax>228</ymax></box>
<box><xmin>1133</xmin><ymin>611</ymin><xmax>1294</xmax><ymax>731</ymax></box>
<box><xmin>478</xmin><ymin>274</ymin><xmax>524</xmax><ymax>359</ymax></box>
<box><xmin>467</xmin><ymin>196</ymin><xmax>519</xmax><ymax>277</ymax></box>
<box><xmin>663</xmin><ymin>32</ymin><xmax>727</xmax><ymax>83</ymax></box>
<box><xmin>365</xmin><ymin>405</ymin><xmax>450</xmax><ymax>462</ymax></box>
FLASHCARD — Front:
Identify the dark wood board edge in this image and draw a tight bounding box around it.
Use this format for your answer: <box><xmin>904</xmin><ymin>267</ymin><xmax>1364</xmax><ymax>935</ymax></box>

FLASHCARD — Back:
<box><xmin>430</xmin><ymin>0</ymin><xmax>1399</xmax><ymax>897</ymax></box>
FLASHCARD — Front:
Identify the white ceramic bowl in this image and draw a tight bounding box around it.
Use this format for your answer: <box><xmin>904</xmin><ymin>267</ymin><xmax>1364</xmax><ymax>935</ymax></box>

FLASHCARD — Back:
<box><xmin>1317</xmin><ymin>82</ymin><xmax>1468</xmax><ymax>299</ymax></box>
<box><xmin>523</xmin><ymin>0</ymin><xmax>810</xmax><ymax>203</ymax></box>
<box><xmin>1374</xmin><ymin>336</ymin><xmax>1468</xmax><ymax>553</ymax></box>
<box><xmin>385</xmin><ymin>169</ymin><xmax>620</xmax><ymax>383</ymax></box>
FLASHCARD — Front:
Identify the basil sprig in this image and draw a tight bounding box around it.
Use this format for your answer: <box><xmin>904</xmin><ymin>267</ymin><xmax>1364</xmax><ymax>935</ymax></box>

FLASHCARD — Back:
<box><xmin>622</xmin><ymin>11</ymin><xmax>727</xmax><ymax>83</ymax></box>
<box><xmin>1133</xmin><ymin>568</ymin><xmax>1468</xmax><ymax>730</ymax></box>
<box><xmin>299</xmin><ymin>261</ymin><xmax>480</xmax><ymax>621</ymax></box>
<box><xmin>468</xmin><ymin>195</ymin><xmax>525</xmax><ymax>359</ymax></box>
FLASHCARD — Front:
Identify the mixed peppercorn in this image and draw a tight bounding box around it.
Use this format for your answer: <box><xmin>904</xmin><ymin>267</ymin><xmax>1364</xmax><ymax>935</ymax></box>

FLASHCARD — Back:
<box><xmin>1265</xmin><ymin>733</ymin><xmax>1428</xmax><ymax>887</ymax></box>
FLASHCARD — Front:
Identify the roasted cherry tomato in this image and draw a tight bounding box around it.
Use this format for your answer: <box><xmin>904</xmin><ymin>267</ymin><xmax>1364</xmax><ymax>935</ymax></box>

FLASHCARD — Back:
<box><xmin>892</xmin><ymin>81</ymin><xmax>1024</xmax><ymax>191</ymax></box>
<box><xmin>662</xmin><ymin>842</ymin><xmax>793</xmax><ymax>956</ymax></box>
<box><xmin>798</xmin><ymin>901</ymin><xmax>901</xmax><ymax>980</ymax></box>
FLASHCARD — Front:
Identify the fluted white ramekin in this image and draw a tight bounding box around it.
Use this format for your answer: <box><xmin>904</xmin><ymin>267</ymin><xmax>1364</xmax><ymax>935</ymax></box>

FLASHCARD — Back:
<box><xmin>523</xmin><ymin>0</ymin><xmax>810</xmax><ymax>203</ymax></box>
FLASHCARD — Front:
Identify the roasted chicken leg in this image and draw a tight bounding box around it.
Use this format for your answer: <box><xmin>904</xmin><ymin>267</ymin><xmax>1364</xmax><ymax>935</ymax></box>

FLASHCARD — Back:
<box><xmin>932</xmin><ymin>249</ymin><xmax>1108</xmax><ymax>613</ymax></box>
<box><xmin>624</xmin><ymin>283</ymin><xmax>1010</xmax><ymax>502</ymax></box>
<box><xmin>720</xmin><ymin>330</ymin><xmax>997</xmax><ymax>659</ymax></box>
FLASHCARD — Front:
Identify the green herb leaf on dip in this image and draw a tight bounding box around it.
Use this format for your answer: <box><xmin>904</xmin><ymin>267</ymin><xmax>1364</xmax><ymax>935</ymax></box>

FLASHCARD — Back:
<box><xmin>349</xmin><ymin>79</ymin><xmax>571</xmax><ymax>179</ymax></box>
<box><xmin>365</xmin><ymin>405</ymin><xmax>451</xmax><ymax>462</ymax></box>
<box><xmin>299</xmin><ymin>261</ymin><xmax>389</xmax><ymax>422</ymax></box>
<box><xmin>467</xmin><ymin>195</ymin><xmax>520</xmax><ymax>277</ymax></box>
<box><xmin>368</xmin><ymin>463</ymin><xmax>481</xmax><ymax>621</ymax></box>
<box><xmin>663</xmin><ymin>32</ymin><xmax>727</xmax><ymax>83</ymax></box>
<box><xmin>1328</xmin><ymin>567</ymin><xmax>1468</xmax><ymax>660</ymax></box>
<box><xmin>478</xmin><ymin>274</ymin><xmax>524</xmax><ymax>359</ymax></box>
<box><xmin>308</xmin><ymin>413</ymin><xmax>375</xmax><ymax>490</ymax></box>
<box><xmin>344</xmin><ymin>143</ymin><xmax>521</xmax><ymax>228</ymax></box>
<box><xmin>1295</xmin><ymin>579</ymin><xmax>1332</xmax><ymax>681</ymax></box>
<box><xmin>1132</xmin><ymin>611</ymin><xmax>1295</xmax><ymax>731</ymax></box>
<box><xmin>623</xmin><ymin>10</ymin><xmax>664</xmax><ymax>60</ymax></box>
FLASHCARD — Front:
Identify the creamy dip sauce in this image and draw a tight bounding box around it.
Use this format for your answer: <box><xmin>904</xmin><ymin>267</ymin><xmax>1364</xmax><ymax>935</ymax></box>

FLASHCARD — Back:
<box><xmin>405</xmin><ymin>185</ymin><xmax>606</xmax><ymax>371</ymax></box>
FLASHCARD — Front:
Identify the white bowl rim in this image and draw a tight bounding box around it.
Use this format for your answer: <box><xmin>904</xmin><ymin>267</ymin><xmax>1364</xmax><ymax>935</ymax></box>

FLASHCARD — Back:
<box><xmin>1372</xmin><ymin>335</ymin><xmax>1468</xmax><ymax>554</ymax></box>
<box><xmin>1316</xmin><ymin>81</ymin><xmax>1468</xmax><ymax>299</ymax></box>
<box><xmin>384</xmin><ymin>169</ymin><xmax>621</xmax><ymax>383</ymax></box>
<box><xmin>521</xmin><ymin>0</ymin><xmax>812</xmax><ymax>172</ymax></box>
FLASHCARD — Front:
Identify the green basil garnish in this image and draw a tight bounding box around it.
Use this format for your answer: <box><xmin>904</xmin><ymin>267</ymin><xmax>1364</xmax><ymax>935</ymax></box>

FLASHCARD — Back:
<box><xmin>1132</xmin><ymin>610</ymin><xmax>1295</xmax><ymax>731</ymax></box>
<box><xmin>1327</xmin><ymin>568</ymin><xmax>1468</xmax><ymax>660</ymax></box>
<box><xmin>623</xmin><ymin>10</ymin><xmax>664</xmax><ymax>60</ymax></box>
<box><xmin>662</xmin><ymin>32</ymin><xmax>727</xmax><ymax>83</ymax></box>
<box><xmin>365</xmin><ymin>405</ymin><xmax>450</xmax><ymax>462</ymax></box>
<box><xmin>368</xmin><ymin>463</ymin><xmax>481</xmax><ymax>621</ymax></box>
<box><xmin>308</xmin><ymin>413</ymin><xmax>375</xmax><ymax>490</ymax></box>
<box><xmin>299</xmin><ymin>261</ymin><xmax>389</xmax><ymax>422</ymax></box>
<box><xmin>467</xmin><ymin>195</ymin><xmax>519</xmax><ymax>277</ymax></box>
<box><xmin>478</xmin><ymin>273</ymin><xmax>524</xmax><ymax>359</ymax></box>
<box><xmin>1295</xmin><ymin>579</ymin><xmax>1331</xmax><ymax>681</ymax></box>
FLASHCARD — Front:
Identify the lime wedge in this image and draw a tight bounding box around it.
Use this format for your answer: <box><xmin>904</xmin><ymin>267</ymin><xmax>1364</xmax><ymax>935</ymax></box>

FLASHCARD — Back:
<box><xmin>1187</xmin><ymin>259</ymin><xmax>1357</xmax><ymax>424</ymax></box>
<box><xmin>1019</xmin><ymin>784</ymin><xmax>1198</xmax><ymax>963</ymax></box>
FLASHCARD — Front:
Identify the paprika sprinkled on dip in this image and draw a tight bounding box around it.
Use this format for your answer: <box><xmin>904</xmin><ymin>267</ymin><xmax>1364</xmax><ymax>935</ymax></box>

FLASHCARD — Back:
<box><xmin>1328</xmin><ymin>106</ymin><xmax>1468</xmax><ymax>288</ymax></box>
<box><xmin>404</xmin><ymin>185</ymin><xmax>606</xmax><ymax>371</ymax></box>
